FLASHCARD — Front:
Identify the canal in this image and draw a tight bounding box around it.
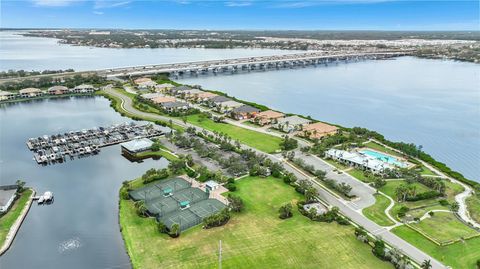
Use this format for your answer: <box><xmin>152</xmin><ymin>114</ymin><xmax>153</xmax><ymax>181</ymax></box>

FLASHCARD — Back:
<box><xmin>0</xmin><ymin>96</ymin><xmax>168</xmax><ymax>269</ymax></box>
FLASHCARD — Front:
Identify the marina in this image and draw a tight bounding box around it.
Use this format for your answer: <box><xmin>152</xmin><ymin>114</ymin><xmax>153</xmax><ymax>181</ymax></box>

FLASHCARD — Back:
<box><xmin>26</xmin><ymin>122</ymin><xmax>165</xmax><ymax>165</ymax></box>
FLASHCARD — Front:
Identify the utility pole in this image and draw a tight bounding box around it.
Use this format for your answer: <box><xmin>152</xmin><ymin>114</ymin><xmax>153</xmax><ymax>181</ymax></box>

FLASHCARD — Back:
<box><xmin>219</xmin><ymin>240</ymin><xmax>222</xmax><ymax>269</ymax></box>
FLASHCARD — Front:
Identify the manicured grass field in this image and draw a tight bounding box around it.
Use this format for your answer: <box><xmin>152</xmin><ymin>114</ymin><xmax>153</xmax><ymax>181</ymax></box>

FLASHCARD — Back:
<box><xmin>379</xmin><ymin>180</ymin><xmax>431</xmax><ymax>199</ymax></box>
<box><xmin>409</xmin><ymin>212</ymin><xmax>478</xmax><ymax>243</ymax></box>
<box><xmin>362</xmin><ymin>194</ymin><xmax>395</xmax><ymax>226</ymax></box>
<box><xmin>418</xmin><ymin>165</ymin><xmax>437</xmax><ymax>176</ymax></box>
<box><xmin>324</xmin><ymin>158</ymin><xmax>349</xmax><ymax>170</ymax></box>
<box><xmin>136</xmin><ymin>149</ymin><xmax>179</xmax><ymax>162</ymax></box>
<box><xmin>363</xmin><ymin>141</ymin><xmax>402</xmax><ymax>157</ymax></box>
<box><xmin>120</xmin><ymin>176</ymin><xmax>391</xmax><ymax>269</ymax></box>
<box><xmin>186</xmin><ymin>114</ymin><xmax>282</xmax><ymax>153</ymax></box>
<box><xmin>0</xmin><ymin>189</ymin><xmax>32</xmax><ymax>247</ymax></box>
<box><xmin>347</xmin><ymin>168</ymin><xmax>373</xmax><ymax>183</ymax></box>
<box><xmin>466</xmin><ymin>195</ymin><xmax>480</xmax><ymax>224</ymax></box>
<box><xmin>392</xmin><ymin>225</ymin><xmax>480</xmax><ymax>269</ymax></box>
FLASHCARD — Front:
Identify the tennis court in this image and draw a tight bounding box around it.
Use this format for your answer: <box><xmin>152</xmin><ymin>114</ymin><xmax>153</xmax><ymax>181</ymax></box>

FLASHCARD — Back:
<box><xmin>129</xmin><ymin>177</ymin><xmax>227</xmax><ymax>231</ymax></box>
<box><xmin>129</xmin><ymin>177</ymin><xmax>191</xmax><ymax>201</ymax></box>
<box><xmin>159</xmin><ymin>199</ymin><xmax>227</xmax><ymax>231</ymax></box>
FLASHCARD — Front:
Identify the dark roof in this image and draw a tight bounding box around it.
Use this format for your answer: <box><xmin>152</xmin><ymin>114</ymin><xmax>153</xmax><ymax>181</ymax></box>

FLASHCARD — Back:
<box><xmin>173</xmin><ymin>85</ymin><xmax>191</xmax><ymax>92</ymax></box>
<box><xmin>161</xmin><ymin>101</ymin><xmax>189</xmax><ymax>108</ymax></box>
<box><xmin>210</xmin><ymin>96</ymin><xmax>231</xmax><ymax>103</ymax></box>
<box><xmin>231</xmin><ymin>105</ymin><xmax>261</xmax><ymax>114</ymax></box>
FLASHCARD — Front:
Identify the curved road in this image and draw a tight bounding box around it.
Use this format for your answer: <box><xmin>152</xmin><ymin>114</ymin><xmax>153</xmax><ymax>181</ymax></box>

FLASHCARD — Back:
<box><xmin>104</xmin><ymin>87</ymin><xmax>447</xmax><ymax>269</ymax></box>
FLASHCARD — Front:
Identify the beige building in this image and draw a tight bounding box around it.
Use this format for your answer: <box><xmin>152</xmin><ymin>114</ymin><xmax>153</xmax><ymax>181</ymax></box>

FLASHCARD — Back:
<box><xmin>19</xmin><ymin>88</ymin><xmax>43</xmax><ymax>98</ymax></box>
<box><xmin>299</xmin><ymin>122</ymin><xmax>338</xmax><ymax>139</ymax></box>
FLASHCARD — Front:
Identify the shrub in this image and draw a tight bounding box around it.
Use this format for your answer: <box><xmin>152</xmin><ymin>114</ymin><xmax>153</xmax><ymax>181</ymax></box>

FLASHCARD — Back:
<box><xmin>203</xmin><ymin>209</ymin><xmax>231</xmax><ymax>228</ymax></box>
<box><xmin>397</xmin><ymin>206</ymin><xmax>410</xmax><ymax>218</ymax></box>
<box><xmin>169</xmin><ymin>223</ymin><xmax>181</xmax><ymax>238</ymax></box>
<box><xmin>428</xmin><ymin>211</ymin><xmax>434</xmax><ymax>217</ymax></box>
<box><xmin>227</xmin><ymin>195</ymin><xmax>244</xmax><ymax>212</ymax></box>
<box><xmin>279</xmin><ymin>203</ymin><xmax>293</xmax><ymax>219</ymax></box>
<box><xmin>157</xmin><ymin>221</ymin><xmax>167</xmax><ymax>234</ymax></box>
<box><xmin>120</xmin><ymin>188</ymin><xmax>130</xmax><ymax>200</ymax></box>
<box><xmin>226</xmin><ymin>183</ymin><xmax>237</xmax><ymax>192</ymax></box>
<box><xmin>439</xmin><ymin>199</ymin><xmax>449</xmax><ymax>206</ymax></box>
<box><xmin>405</xmin><ymin>190</ymin><xmax>441</xmax><ymax>202</ymax></box>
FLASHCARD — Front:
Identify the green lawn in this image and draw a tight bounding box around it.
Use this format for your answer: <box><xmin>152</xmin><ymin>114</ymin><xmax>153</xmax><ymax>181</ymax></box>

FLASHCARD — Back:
<box><xmin>392</xmin><ymin>225</ymin><xmax>480</xmax><ymax>269</ymax></box>
<box><xmin>186</xmin><ymin>114</ymin><xmax>282</xmax><ymax>153</ymax></box>
<box><xmin>362</xmin><ymin>194</ymin><xmax>395</xmax><ymax>226</ymax></box>
<box><xmin>135</xmin><ymin>150</ymin><xmax>179</xmax><ymax>162</ymax></box>
<box><xmin>443</xmin><ymin>180</ymin><xmax>464</xmax><ymax>202</ymax></box>
<box><xmin>409</xmin><ymin>212</ymin><xmax>478</xmax><ymax>243</ymax></box>
<box><xmin>466</xmin><ymin>195</ymin><xmax>480</xmax><ymax>225</ymax></box>
<box><xmin>120</xmin><ymin>176</ymin><xmax>392</xmax><ymax>269</ymax></box>
<box><xmin>379</xmin><ymin>180</ymin><xmax>431</xmax><ymax>199</ymax></box>
<box><xmin>324</xmin><ymin>158</ymin><xmax>349</xmax><ymax>170</ymax></box>
<box><xmin>363</xmin><ymin>141</ymin><xmax>402</xmax><ymax>157</ymax></box>
<box><xmin>347</xmin><ymin>168</ymin><xmax>373</xmax><ymax>183</ymax></box>
<box><xmin>418</xmin><ymin>165</ymin><xmax>437</xmax><ymax>176</ymax></box>
<box><xmin>0</xmin><ymin>189</ymin><xmax>32</xmax><ymax>247</ymax></box>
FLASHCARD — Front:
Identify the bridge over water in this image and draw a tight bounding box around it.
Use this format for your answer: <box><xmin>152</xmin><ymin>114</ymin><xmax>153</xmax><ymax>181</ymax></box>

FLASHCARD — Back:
<box><xmin>0</xmin><ymin>50</ymin><xmax>412</xmax><ymax>84</ymax></box>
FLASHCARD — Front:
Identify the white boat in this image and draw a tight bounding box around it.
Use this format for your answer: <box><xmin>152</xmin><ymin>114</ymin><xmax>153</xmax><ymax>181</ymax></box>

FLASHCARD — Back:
<box><xmin>38</xmin><ymin>196</ymin><xmax>45</xmax><ymax>204</ymax></box>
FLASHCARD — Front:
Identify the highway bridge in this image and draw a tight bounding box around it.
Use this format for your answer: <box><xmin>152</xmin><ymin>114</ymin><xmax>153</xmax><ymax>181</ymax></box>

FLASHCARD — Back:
<box><xmin>0</xmin><ymin>50</ymin><xmax>412</xmax><ymax>84</ymax></box>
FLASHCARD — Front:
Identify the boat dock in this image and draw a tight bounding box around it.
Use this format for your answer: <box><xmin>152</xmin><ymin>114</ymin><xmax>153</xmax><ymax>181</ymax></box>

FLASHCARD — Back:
<box><xmin>26</xmin><ymin>122</ymin><xmax>164</xmax><ymax>165</ymax></box>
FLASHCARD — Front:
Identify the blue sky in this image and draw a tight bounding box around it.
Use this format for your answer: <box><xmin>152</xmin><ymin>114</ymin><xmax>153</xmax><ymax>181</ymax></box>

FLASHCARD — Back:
<box><xmin>1</xmin><ymin>0</ymin><xmax>479</xmax><ymax>30</ymax></box>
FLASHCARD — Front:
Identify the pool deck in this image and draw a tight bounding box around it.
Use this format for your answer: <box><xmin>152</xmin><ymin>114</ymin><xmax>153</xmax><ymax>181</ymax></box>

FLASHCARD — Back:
<box><xmin>358</xmin><ymin>147</ymin><xmax>413</xmax><ymax>168</ymax></box>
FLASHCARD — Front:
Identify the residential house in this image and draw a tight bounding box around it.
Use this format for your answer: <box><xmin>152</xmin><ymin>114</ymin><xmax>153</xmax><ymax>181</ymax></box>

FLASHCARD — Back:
<box><xmin>207</xmin><ymin>95</ymin><xmax>231</xmax><ymax>107</ymax></box>
<box><xmin>169</xmin><ymin>85</ymin><xmax>191</xmax><ymax>95</ymax></box>
<box><xmin>160</xmin><ymin>101</ymin><xmax>190</xmax><ymax>112</ymax></box>
<box><xmin>0</xmin><ymin>90</ymin><xmax>17</xmax><ymax>101</ymax></box>
<box><xmin>196</xmin><ymin>92</ymin><xmax>218</xmax><ymax>103</ymax></box>
<box><xmin>48</xmin><ymin>85</ymin><xmax>69</xmax><ymax>95</ymax></box>
<box><xmin>0</xmin><ymin>185</ymin><xmax>17</xmax><ymax>213</ymax></box>
<box><xmin>140</xmin><ymin>93</ymin><xmax>165</xmax><ymax>100</ymax></box>
<box><xmin>19</xmin><ymin>88</ymin><xmax>44</xmax><ymax>98</ymax></box>
<box><xmin>216</xmin><ymin>100</ymin><xmax>243</xmax><ymax>113</ymax></box>
<box><xmin>299</xmin><ymin>122</ymin><xmax>338</xmax><ymax>139</ymax></box>
<box><xmin>178</xmin><ymin>88</ymin><xmax>204</xmax><ymax>100</ymax></box>
<box><xmin>151</xmin><ymin>96</ymin><xmax>176</xmax><ymax>104</ymax></box>
<box><xmin>252</xmin><ymin>110</ymin><xmax>285</xmax><ymax>126</ymax></box>
<box><xmin>155</xmin><ymin>83</ymin><xmax>175</xmax><ymax>92</ymax></box>
<box><xmin>133</xmin><ymin>77</ymin><xmax>153</xmax><ymax>85</ymax></box>
<box><xmin>73</xmin><ymin>84</ymin><xmax>96</xmax><ymax>93</ymax></box>
<box><xmin>230</xmin><ymin>105</ymin><xmax>261</xmax><ymax>120</ymax></box>
<box><xmin>273</xmin><ymin>115</ymin><xmax>311</xmax><ymax>133</ymax></box>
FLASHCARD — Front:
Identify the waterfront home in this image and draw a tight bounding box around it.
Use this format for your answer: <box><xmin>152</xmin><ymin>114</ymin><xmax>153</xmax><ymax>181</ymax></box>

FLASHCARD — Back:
<box><xmin>299</xmin><ymin>122</ymin><xmax>338</xmax><ymax>139</ymax></box>
<box><xmin>155</xmin><ymin>83</ymin><xmax>175</xmax><ymax>92</ymax></box>
<box><xmin>73</xmin><ymin>84</ymin><xmax>96</xmax><ymax>93</ymax></box>
<box><xmin>120</xmin><ymin>138</ymin><xmax>154</xmax><ymax>156</ymax></box>
<box><xmin>140</xmin><ymin>92</ymin><xmax>165</xmax><ymax>100</ymax></box>
<box><xmin>177</xmin><ymin>88</ymin><xmax>204</xmax><ymax>100</ymax></box>
<box><xmin>48</xmin><ymin>85</ymin><xmax>69</xmax><ymax>95</ymax></box>
<box><xmin>207</xmin><ymin>95</ymin><xmax>231</xmax><ymax>107</ymax></box>
<box><xmin>0</xmin><ymin>185</ymin><xmax>18</xmax><ymax>213</ymax></box>
<box><xmin>230</xmin><ymin>105</ymin><xmax>261</xmax><ymax>120</ymax></box>
<box><xmin>325</xmin><ymin>149</ymin><xmax>393</xmax><ymax>174</ymax></box>
<box><xmin>160</xmin><ymin>101</ymin><xmax>190</xmax><ymax>112</ymax></box>
<box><xmin>252</xmin><ymin>110</ymin><xmax>285</xmax><ymax>126</ymax></box>
<box><xmin>0</xmin><ymin>90</ymin><xmax>18</xmax><ymax>101</ymax></box>
<box><xmin>152</xmin><ymin>96</ymin><xmax>176</xmax><ymax>104</ymax></box>
<box><xmin>273</xmin><ymin>115</ymin><xmax>311</xmax><ymax>133</ymax></box>
<box><xmin>169</xmin><ymin>85</ymin><xmax>191</xmax><ymax>95</ymax></box>
<box><xmin>196</xmin><ymin>92</ymin><xmax>218</xmax><ymax>103</ymax></box>
<box><xmin>133</xmin><ymin>77</ymin><xmax>153</xmax><ymax>85</ymax></box>
<box><xmin>216</xmin><ymin>100</ymin><xmax>243</xmax><ymax>113</ymax></box>
<box><xmin>19</xmin><ymin>88</ymin><xmax>44</xmax><ymax>98</ymax></box>
<box><xmin>137</xmin><ymin>80</ymin><xmax>157</xmax><ymax>90</ymax></box>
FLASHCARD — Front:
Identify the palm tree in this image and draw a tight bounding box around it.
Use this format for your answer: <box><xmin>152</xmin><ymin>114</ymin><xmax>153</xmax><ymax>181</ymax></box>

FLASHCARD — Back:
<box><xmin>421</xmin><ymin>259</ymin><xmax>432</xmax><ymax>269</ymax></box>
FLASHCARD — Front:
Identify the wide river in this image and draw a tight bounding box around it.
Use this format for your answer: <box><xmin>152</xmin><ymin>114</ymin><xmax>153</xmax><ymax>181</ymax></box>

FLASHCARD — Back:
<box><xmin>0</xmin><ymin>29</ymin><xmax>479</xmax><ymax>268</ymax></box>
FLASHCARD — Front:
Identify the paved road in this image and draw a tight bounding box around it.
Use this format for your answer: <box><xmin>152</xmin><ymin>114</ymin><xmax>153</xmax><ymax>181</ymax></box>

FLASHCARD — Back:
<box><xmin>103</xmin><ymin>87</ymin><xmax>447</xmax><ymax>269</ymax></box>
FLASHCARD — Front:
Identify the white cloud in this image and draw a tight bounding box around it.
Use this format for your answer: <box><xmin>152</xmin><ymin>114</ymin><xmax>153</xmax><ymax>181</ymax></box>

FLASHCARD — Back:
<box><xmin>272</xmin><ymin>0</ymin><xmax>395</xmax><ymax>8</ymax></box>
<box><xmin>32</xmin><ymin>0</ymin><xmax>82</xmax><ymax>7</ymax></box>
<box><xmin>93</xmin><ymin>10</ymin><xmax>104</xmax><ymax>15</ymax></box>
<box><xmin>93</xmin><ymin>0</ymin><xmax>131</xmax><ymax>9</ymax></box>
<box><xmin>225</xmin><ymin>1</ymin><xmax>252</xmax><ymax>7</ymax></box>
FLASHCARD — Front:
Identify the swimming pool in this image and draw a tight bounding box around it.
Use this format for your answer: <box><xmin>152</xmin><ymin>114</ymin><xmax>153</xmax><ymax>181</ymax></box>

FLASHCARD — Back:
<box><xmin>360</xmin><ymin>149</ymin><xmax>407</xmax><ymax>168</ymax></box>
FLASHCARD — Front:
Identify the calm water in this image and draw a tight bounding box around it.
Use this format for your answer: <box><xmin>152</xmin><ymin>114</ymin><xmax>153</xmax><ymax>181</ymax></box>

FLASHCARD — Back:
<box><xmin>180</xmin><ymin>57</ymin><xmax>480</xmax><ymax>182</ymax></box>
<box><xmin>0</xmin><ymin>97</ymin><xmax>169</xmax><ymax>269</ymax></box>
<box><xmin>0</xmin><ymin>31</ymin><xmax>293</xmax><ymax>71</ymax></box>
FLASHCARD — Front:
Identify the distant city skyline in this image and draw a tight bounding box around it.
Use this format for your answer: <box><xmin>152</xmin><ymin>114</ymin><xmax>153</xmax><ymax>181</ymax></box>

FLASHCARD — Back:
<box><xmin>1</xmin><ymin>0</ymin><xmax>479</xmax><ymax>31</ymax></box>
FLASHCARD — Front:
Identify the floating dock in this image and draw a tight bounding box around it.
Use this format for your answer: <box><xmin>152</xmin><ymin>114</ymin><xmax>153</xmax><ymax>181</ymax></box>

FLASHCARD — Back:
<box><xmin>26</xmin><ymin>122</ymin><xmax>164</xmax><ymax>165</ymax></box>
